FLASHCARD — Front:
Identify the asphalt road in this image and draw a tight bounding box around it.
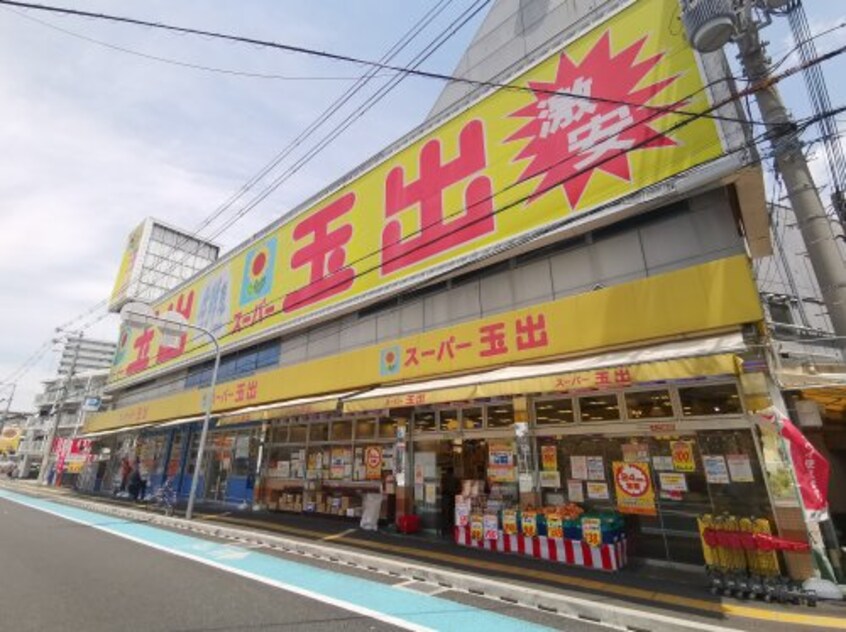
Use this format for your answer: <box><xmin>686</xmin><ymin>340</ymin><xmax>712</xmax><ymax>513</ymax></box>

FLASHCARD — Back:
<box><xmin>0</xmin><ymin>492</ymin><xmax>591</xmax><ymax>632</ymax></box>
<box><xmin>0</xmin><ymin>496</ymin><xmax>403</xmax><ymax>632</ymax></box>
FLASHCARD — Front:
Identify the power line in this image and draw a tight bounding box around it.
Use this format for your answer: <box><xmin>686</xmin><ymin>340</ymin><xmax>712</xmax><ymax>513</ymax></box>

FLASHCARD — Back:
<box><xmin>0</xmin><ymin>0</ymin><xmax>766</xmax><ymax>128</ymax></box>
<box><xmin>4</xmin><ymin>0</ymin><xmax>478</xmax><ymax>379</ymax></box>
<box><xmin>5</xmin><ymin>6</ymin><xmax>393</xmax><ymax>81</ymax></box>
<box><xmin>106</xmin><ymin>79</ymin><xmax>846</xmax><ymax>393</ymax></box>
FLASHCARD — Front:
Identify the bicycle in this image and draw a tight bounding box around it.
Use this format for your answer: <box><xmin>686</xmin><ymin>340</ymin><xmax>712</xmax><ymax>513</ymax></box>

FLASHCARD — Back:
<box><xmin>147</xmin><ymin>478</ymin><xmax>177</xmax><ymax>516</ymax></box>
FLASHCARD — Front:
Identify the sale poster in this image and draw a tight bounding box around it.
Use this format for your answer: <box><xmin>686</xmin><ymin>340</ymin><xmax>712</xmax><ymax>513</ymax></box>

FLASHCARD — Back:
<box><xmin>727</xmin><ymin>454</ymin><xmax>754</xmax><ymax>482</ymax></box>
<box><xmin>586</xmin><ymin>481</ymin><xmax>610</xmax><ymax>500</ymax></box>
<box><xmin>570</xmin><ymin>455</ymin><xmax>587</xmax><ymax>480</ymax></box>
<box><xmin>622</xmin><ymin>442</ymin><xmax>649</xmax><ymax>463</ymax></box>
<box><xmin>659</xmin><ymin>472</ymin><xmax>687</xmax><ymax>492</ymax></box>
<box><xmin>703</xmin><ymin>455</ymin><xmax>730</xmax><ymax>484</ymax></box>
<box><xmin>470</xmin><ymin>514</ymin><xmax>484</xmax><ymax>541</ymax></box>
<box><xmin>521</xmin><ymin>511</ymin><xmax>538</xmax><ymax>537</ymax></box>
<box><xmin>364</xmin><ymin>445</ymin><xmax>382</xmax><ymax>480</ymax></box>
<box><xmin>483</xmin><ymin>514</ymin><xmax>499</xmax><ymax>540</ymax></box>
<box><xmin>541</xmin><ymin>445</ymin><xmax>558</xmax><ymax>471</ymax></box>
<box><xmin>612</xmin><ymin>461</ymin><xmax>657</xmax><ymax>515</ymax></box>
<box><xmin>546</xmin><ymin>514</ymin><xmax>563</xmax><ymax>539</ymax></box>
<box><xmin>503</xmin><ymin>509</ymin><xmax>518</xmax><ymax>535</ymax></box>
<box><xmin>587</xmin><ymin>456</ymin><xmax>606</xmax><ymax>481</ymax></box>
<box><xmin>539</xmin><ymin>470</ymin><xmax>561</xmax><ymax>488</ymax></box>
<box><xmin>582</xmin><ymin>517</ymin><xmax>602</xmax><ymax>548</ymax></box>
<box><xmin>455</xmin><ymin>498</ymin><xmax>471</xmax><ymax>527</ymax></box>
<box><xmin>670</xmin><ymin>440</ymin><xmax>696</xmax><ymax>472</ymax></box>
<box><xmin>567</xmin><ymin>479</ymin><xmax>584</xmax><ymax>503</ymax></box>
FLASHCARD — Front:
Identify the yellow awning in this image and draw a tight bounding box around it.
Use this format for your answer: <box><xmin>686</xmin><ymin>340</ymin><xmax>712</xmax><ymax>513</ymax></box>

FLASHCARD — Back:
<box><xmin>79</xmin><ymin>422</ymin><xmax>156</xmax><ymax>440</ymax></box>
<box><xmin>343</xmin><ymin>334</ymin><xmax>744</xmax><ymax>413</ymax></box>
<box><xmin>216</xmin><ymin>391</ymin><xmax>355</xmax><ymax>426</ymax></box>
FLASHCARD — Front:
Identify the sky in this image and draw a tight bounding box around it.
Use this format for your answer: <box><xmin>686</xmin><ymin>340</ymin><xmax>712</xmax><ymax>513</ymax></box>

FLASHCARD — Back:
<box><xmin>0</xmin><ymin>0</ymin><xmax>844</xmax><ymax>414</ymax></box>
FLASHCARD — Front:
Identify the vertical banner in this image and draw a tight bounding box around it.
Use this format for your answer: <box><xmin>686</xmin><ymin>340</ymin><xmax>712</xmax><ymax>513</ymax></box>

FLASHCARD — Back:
<box><xmin>757</xmin><ymin>407</ymin><xmax>829</xmax><ymax>521</ymax></box>
<box><xmin>612</xmin><ymin>461</ymin><xmax>657</xmax><ymax>515</ymax></box>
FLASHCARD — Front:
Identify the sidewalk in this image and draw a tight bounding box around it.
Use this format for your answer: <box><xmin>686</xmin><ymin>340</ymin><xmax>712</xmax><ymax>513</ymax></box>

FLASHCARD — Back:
<box><xmin>7</xmin><ymin>480</ymin><xmax>846</xmax><ymax>631</ymax></box>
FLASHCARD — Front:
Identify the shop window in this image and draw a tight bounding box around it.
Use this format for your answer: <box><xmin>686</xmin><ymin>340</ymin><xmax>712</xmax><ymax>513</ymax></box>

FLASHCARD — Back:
<box><xmin>462</xmin><ymin>407</ymin><xmax>483</xmax><ymax>430</ymax></box>
<box><xmin>486</xmin><ymin>404</ymin><xmax>514</xmax><ymax>428</ymax></box>
<box><xmin>439</xmin><ymin>409</ymin><xmax>460</xmax><ymax>431</ymax></box>
<box><xmin>578</xmin><ymin>394</ymin><xmax>620</xmax><ymax>422</ymax></box>
<box><xmin>679</xmin><ymin>384</ymin><xmax>742</xmax><ymax>416</ymax></box>
<box><xmin>309</xmin><ymin>422</ymin><xmax>329</xmax><ymax>442</ymax></box>
<box><xmin>534</xmin><ymin>398</ymin><xmax>574</xmax><ymax>424</ymax></box>
<box><xmin>289</xmin><ymin>422</ymin><xmax>308</xmax><ymax>443</ymax></box>
<box><xmin>379</xmin><ymin>417</ymin><xmax>398</xmax><ymax>439</ymax></box>
<box><xmin>355</xmin><ymin>418</ymin><xmax>376</xmax><ymax>439</ymax></box>
<box><xmin>414</xmin><ymin>411</ymin><xmax>437</xmax><ymax>433</ymax></box>
<box><xmin>330</xmin><ymin>420</ymin><xmax>353</xmax><ymax>441</ymax></box>
<box><xmin>625</xmin><ymin>390</ymin><xmax>673</xmax><ymax>419</ymax></box>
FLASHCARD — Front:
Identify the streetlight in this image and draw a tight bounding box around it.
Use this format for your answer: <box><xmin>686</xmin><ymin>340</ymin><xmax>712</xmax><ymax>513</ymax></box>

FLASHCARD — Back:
<box><xmin>120</xmin><ymin>302</ymin><xmax>221</xmax><ymax>520</ymax></box>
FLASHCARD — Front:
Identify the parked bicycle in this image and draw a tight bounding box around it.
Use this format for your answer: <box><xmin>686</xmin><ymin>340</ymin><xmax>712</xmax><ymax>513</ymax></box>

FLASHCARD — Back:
<box><xmin>147</xmin><ymin>477</ymin><xmax>177</xmax><ymax>517</ymax></box>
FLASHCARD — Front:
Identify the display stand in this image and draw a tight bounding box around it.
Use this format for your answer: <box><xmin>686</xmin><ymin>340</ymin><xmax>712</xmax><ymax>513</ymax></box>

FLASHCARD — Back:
<box><xmin>453</xmin><ymin>525</ymin><xmax>627</xmax><ymax>571</ymax></box>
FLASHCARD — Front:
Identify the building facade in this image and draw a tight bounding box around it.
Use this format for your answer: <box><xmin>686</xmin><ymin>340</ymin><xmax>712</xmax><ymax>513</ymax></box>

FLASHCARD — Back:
<box><xmin>82</xmin><ymin>0</ymin><xmax>839</xmax><ymax>579</ymax></box>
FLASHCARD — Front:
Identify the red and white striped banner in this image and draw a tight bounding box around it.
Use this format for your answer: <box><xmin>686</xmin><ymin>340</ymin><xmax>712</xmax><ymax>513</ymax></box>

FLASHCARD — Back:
<box><xmin>454</xmin><ymin>526</ymin><xmax>626</xmax><ymax>571</ymax></box>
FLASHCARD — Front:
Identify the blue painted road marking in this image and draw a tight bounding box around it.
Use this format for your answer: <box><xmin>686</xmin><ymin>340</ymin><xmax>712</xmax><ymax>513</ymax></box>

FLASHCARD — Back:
<box><xmin>0</xmin><ymin>490</ymin><xmax>554</xmax><ymax>631</ymax></box>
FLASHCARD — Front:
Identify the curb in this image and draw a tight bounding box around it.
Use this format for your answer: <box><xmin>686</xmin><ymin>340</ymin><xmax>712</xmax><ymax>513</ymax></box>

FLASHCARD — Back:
<box><xmin>5</xmin><ymin>484</ymin><xmax>739</xmax><ymax>632</ymax></box>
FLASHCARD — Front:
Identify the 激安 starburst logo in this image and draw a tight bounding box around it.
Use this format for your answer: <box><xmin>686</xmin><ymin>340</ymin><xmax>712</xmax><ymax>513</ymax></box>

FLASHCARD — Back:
<box><xmin>507</xmin><ymin>31</ymin><xmax>685</xmax><ymax>210</ymax></box>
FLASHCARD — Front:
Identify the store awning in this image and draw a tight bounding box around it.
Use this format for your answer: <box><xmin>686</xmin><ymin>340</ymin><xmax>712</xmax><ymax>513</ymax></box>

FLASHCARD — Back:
<box><xmin>343</xmin><ymin>333</ymin><xmax>745</xmax><ymax>413</ymax></box>
<box><xmin>78</xmin><ymin>422</ymin><xmax>157</xmax><ymax>440</ymax></box>
<box><xmin>216</xmin><ymin>391</ymin><xmax>356</xmax><ymax>426</ymax></box>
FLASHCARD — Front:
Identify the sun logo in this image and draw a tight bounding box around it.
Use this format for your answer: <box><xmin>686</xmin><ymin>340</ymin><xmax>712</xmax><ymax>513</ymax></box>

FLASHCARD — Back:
<box><xmin>240</xmin><ymin>237</ymin><xmax>277</xmax><ymax>306</ymax></box>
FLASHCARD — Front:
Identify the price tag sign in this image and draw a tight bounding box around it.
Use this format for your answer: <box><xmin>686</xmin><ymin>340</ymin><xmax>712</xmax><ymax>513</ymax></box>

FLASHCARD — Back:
<box><xmin>670</xmin><ymin>440</ymin><xmax>696</xmax><ymax>472</ymax></box>
<box><xmin>582</xmin><ymin>517</ymin><xmax>602</xmax><ymax>548</ymax></box>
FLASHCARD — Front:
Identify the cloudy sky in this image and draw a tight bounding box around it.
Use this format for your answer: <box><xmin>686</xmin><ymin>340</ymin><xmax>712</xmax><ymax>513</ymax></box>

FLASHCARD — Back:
<box><xmin>0</xmin><ymin>0</ymin><xmax>844</xmax><ymax>412</ymax></box>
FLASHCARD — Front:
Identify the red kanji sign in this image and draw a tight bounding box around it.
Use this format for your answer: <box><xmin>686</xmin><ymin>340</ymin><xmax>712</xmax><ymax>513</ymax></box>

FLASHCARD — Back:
<box><xmin>381</xmin><ymin>120</ymin><xmax>494</xmax><ymax>274</ymax></box>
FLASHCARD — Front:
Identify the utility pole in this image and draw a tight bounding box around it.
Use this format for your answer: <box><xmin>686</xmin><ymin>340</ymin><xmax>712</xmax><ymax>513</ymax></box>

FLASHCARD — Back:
<box><xmin>38</xmin><ymin>331</ymin><xmax>83</xmax><ymax>484</ymax></box>
<box><xmin>734</xmin><ymin>7</ymin><xmax>846</xmax><ymax>348</ymax></box>
<box><xmin>0</xmin><ymin>383</ymin><xmax>15</xmax><ymax>429</ymax></box>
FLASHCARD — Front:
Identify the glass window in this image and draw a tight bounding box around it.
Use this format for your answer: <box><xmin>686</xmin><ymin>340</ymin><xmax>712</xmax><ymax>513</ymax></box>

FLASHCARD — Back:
<box><xmin>309</xmin><ymin>422</ymin><xmax>329</xmax><ymax>442</ymax></box>
<box><xmin>330</xmin><ymin>420</ymin><xmax>353</xmax><ymax>441</ymax></box>
<box><xmin>679</xmin><ymin>384</ymin><xmax>742</xmax><ymax>416</ymax></box>
<box><xmin>413</xmin><ymin>411</ymin><xmax>437</xmax><ymax>433</ymax></box>
<box><xmin>439</xmin><ymin>409</ymin><xmax>460</xmax><ymax>431</ymax></box>
<box><xmin>462</xmin><ymin>407</ymin><xmax>483</xmax><ymax>430</ymax></box>
<box><xmin>486</xmin><ymin>404</ymin><xmax>514</xmax><ymax>428</ymax></box>
<box><xmin>578</xmin><ymin>394</ymin><xmax>620</xmax><ymax>422</ymax></box>
<box><xmin>379</xmin><ymin>418</ymin><xmax>398</xmax><ymax>439</ymax></box>
<box><xmin>534</xmin><ymin>399</ymin><xmax>574</xmax><ymax>424</ymax></box>
<box><xmin>355</xmin><ymin>418</ymin><xmax>376</xmax><ymax>439</ymax></box>
<box><xmin>625</xmin><ymin>390</ymin><xmax>673</xmax><ymax>419</ymax></box>
<box><xmin>256</xmin><ymin>342</ymin><xmax>281</xmax><ymax>368</ymax></box>
<box><xmin>235</xmin><ymin>352</ymin><xmax>257</xmax><ymax>375</ymax></box>
<box><xmin>289</xmin><ymin>422</ymin><xmax>308</xmax><ymax>443</ymax></box>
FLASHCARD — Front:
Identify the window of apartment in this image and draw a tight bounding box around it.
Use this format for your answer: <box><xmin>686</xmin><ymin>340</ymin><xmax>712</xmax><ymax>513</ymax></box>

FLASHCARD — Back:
<box><xmin>768</xmin><ymin>300</ymin><xmax>793</xmax><ymax>326</ymax></box>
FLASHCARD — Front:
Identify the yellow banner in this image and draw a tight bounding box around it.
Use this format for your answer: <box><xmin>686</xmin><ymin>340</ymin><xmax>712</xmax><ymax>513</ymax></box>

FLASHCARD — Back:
<box><xmin>109</xmin><ymin>0</ymin><xmax>724</xmax><ymax>383</ymax></box>
<box><xmin>109</xmin><ymin>220</ymin><xmax>146</xmax><ymax>311</ymax></box>
<box><xmin>612</xmin><ymin>461</ymin><xmax>657</xmax><ymax>515</ymax></box>
<box><xmin>86</xmin><ymin>256</ymin><xmax>760</xmax><ymax>434</ymax></box>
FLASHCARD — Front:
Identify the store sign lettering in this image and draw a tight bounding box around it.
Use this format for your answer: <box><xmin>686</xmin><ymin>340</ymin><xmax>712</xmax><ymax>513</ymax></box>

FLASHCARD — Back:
<box><xmin>110</xmin><ymin>0</ymin><xmax>724</xmax><ymax>384</ymax></box>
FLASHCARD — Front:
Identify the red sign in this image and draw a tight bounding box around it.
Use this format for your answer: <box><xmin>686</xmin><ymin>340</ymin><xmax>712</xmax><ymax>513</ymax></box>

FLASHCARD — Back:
<box><xmin>758</xmin><ymin>407</ymin><xmax>830</xmax><ymax>521</ymax></box>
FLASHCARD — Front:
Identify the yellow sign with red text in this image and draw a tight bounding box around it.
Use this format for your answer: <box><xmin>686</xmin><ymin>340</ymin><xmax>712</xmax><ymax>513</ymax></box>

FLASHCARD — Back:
<box><xmin>613</xmin><ymin>461</ymin><xmax>657</xmax><ymax>516</ymax></box>
<box><xmin>109</xmin><ymin>0</ymin><xmax>725</xmax><ymax>384</ymax></box>
<box><xmin>85</xmin><ymin>255</ymin><xmax>761</xmax><ymax>434</ymax></box>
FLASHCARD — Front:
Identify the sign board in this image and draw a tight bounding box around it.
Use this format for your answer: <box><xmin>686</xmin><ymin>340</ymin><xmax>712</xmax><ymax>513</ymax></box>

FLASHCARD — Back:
<box><xmin>612</xmin><ymin>461</ymin><xmax>657</xmax><ymax>516</ymax></box>
<box><xmin>108</xmin><ymin>0</ymin><xmax>726</xmax><ymax>385</ymax></box>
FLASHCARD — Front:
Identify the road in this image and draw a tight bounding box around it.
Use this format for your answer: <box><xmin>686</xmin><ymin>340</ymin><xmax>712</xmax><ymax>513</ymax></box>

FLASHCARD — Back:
<box><xmin>0</xmin><ymin>490</ymin><xmax>602</xmax><ymax>632</ymax></box>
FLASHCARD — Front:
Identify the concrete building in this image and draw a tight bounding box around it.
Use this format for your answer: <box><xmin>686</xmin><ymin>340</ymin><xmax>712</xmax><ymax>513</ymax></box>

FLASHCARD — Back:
<box><xmin>81</xmin><ymin>0</ymin><xmax>841</xmax><ymax>581</ymax></box>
